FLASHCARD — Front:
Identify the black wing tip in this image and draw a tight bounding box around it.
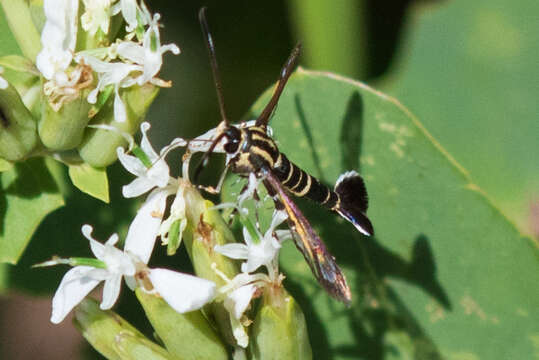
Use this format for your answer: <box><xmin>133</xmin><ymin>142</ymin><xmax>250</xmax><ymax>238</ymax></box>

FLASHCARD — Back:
<box><xmin>335</xmin><ymin>171</ymin><xmax>374</xmax><ymax>236</ymax></box>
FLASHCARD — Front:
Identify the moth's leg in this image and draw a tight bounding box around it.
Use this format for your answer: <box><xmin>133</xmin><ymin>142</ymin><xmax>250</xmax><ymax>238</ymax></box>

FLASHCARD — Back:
<box><xmin>197</xmin><ymin>165</ymin><xmax>229</xmax><ymax>194</ymax></box>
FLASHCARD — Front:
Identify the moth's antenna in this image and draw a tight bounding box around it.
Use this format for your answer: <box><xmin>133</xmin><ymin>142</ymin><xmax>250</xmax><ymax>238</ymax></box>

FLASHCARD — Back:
<box><xmin>199</xmin><ymin>7</ymin><xmax>229</xmax><ymax>125</ymax></box>
<box><xmin>256</xmin><ymin>43</ymin><xmax>302</xmax><ymax>128</ymax></box>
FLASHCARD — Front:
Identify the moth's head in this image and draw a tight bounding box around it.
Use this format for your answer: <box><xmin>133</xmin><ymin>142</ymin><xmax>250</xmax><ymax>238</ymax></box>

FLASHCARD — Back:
<box><xmin>223</xmin><ymin>125</ymin><xmax>242</xmax><ymax>154</ymax></box>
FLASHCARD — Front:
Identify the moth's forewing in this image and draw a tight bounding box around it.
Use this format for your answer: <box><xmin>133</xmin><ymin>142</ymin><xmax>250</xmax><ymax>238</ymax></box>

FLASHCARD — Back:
<box><xmin>263</xmin><ymin>170</ymin><xmax>352</xmax><ymax>304</ymax></box>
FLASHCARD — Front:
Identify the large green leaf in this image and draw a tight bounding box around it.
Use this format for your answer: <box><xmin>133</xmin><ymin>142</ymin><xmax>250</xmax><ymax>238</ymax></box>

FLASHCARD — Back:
<box><xmin>226</xmin><ymin>69</ymin><xmax>538</xmax><ymax>359</ymax></box>
<box><xmin>0</xmin><ymin>158</ymin><xmax>64</xmax><ymax>264</ymax></box>
<box><xmin>386</xmin><ymin>0</ymin><xmax>539</xmax><ymax>236</ymax></box>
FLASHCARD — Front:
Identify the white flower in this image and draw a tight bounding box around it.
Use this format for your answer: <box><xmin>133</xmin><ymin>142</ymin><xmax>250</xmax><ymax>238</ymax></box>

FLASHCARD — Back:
<box><xmin>119</xmin><ymin>122</ymin><xmax>187</xmax><ymax>263</ymax></box>
<box><xmin>36</xmin><ymin>0</ymin><xmax>79</xmax><ymax>84</ymax></box>
<box><xmin>213</xmin><ymin>266</ymin><xmax>277</xmax><ymax>348</ymax></box>
<box><xmin>76</xmin><ymin>52</ymin><xmax>141</xmax><ymax>122</ymax></box>
<box><xmin>76</xmin><ymin>4</ymin><xmax>178</xmax><ymax>122</ymax></box>
<box><xmin>81</xmin><ymin>0</ymin><xmax>114</xmax><ymax>36</ymax></box>
<box><xmin>215</xmin><ymin>210</ymin><xmax>289</xmax><ymax>276</ymax></box>
<box><xmin>0</xmin><ymin>66</ymin><xmax>7</xmax><ymax>89</ymax></box>
<box><xmin>116</xmin><ymin>10</ymin><xmax>180</xmax><ymax>86</ymax></box>
<box><xmin>50</xmin><ymin>225</ymin><xmax>135</xmax><ymax>323</ymax></box>
<box><xmin>48</xmin><ymin>224</ymin><xmax>216</xmax><ymax>324</ymax></box>
<box><xmin>117</xmin><ymin>122</ymin><xmax>171</xmax><ymax>197</ymax></box>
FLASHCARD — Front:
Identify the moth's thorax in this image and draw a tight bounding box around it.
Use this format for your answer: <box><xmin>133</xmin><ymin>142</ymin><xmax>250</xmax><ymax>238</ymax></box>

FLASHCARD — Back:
<box><xmin>226</xmin><ymin>125</ymin><xmax>280</xmax><ymax>176</ymax></box>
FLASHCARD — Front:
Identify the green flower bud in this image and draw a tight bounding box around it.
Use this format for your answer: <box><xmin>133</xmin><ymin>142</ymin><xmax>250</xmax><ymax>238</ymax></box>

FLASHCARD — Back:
<box><xmin>38</xmin><ymin>89</ymin><xmax>92</xmax><ymax>150</ymax></box>
<box><xmin>78</xmin><ymin>84</ymin><xmax>159</xmax><ymax>168</ymax></box>
<box><xmin>136</xmin><ymin>289</ymin><xmax>228</xmax><ymax>360</ymax></box>
<box><xmin>250</xmin><ymin>287</ymin><xmax>312</xmax><ymax>360</ymax></box>
<box><xmin>74</xmin><ymin>298</ymin><xmax>174</xmax><ymax>360</ymax></box>
<box><xmin>0</xmin><ymin>84</ymin><xmax>38</xmax><ymax>161</ymax></box>
<box><xmin>181</xmin><ymin>182</ymin><xmax>241</xmax><ymax>346</ymax></box>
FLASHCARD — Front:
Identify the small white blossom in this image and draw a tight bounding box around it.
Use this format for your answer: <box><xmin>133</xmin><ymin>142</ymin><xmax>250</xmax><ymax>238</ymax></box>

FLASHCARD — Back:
<box><xmin>215</xmin><ymin>210</ymin><xmax>289</xmax><ymax>276</ymax></box>
<box><xmin>50</xmin><ymin>225</ymin><xmax>135</xmax><ymax>323</ymax></box>
<box><xmin>0</xmin><ymin>66</ymin><xmax>7</xmax><ymax>89</ymax></box>
<box><xmin>118</xmin><ymin>122</ymin><xmax>171</xmax><ymax>197</ymax></box>
<box><xmin>116</xmin><ymin>11</ymin><xmax>180</xmax><ymax>86</ymax></box>
<box><xmin>47</xmin><ymin>224</ymin><xmax>216</xmax><ymax>324</ymax></box>
<box><xmin>81</xmin><ymin>0</ymin><xmax>114</xmax><ymax>36</ymax></box>
<box><xmin>119</xmin><ymin>122</ymin><xmax>187</xmax><ymax>263</ymax></box>
<box><xmin>213</xmin><ymin>266</ymin><xmax>278</xmax><ymax>348</ymax></box>
<box><xmin>77</xmin><ymin>4</ymin><xmax>179</xmax><ymax>122</ymax></box>
<box><xmin>76</xmin><ymin>52</ymin><xmax>141</xmax><ymax>122</ymax></box>
<box><xmin>36</xmin><ymin>0</ymin><xmax>79</xmax><ymax>84</ymax></box>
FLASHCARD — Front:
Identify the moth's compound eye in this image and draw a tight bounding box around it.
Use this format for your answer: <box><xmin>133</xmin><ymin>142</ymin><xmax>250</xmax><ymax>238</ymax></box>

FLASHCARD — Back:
<box><xmin>224</xmin><ymin>139</ymin><xmax>239</xmax><ymax>153</ymax></box>
<box><xmin>223</xmin><ymin>126</ymin><xmax>241</xmax><ymax>153</ymax></box>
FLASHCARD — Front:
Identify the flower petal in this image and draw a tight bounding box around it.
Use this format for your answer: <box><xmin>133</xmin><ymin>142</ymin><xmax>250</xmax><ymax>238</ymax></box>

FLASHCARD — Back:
<box><xmin>113</xmin><ymin>86</ymin><xmax>127</xmax><ymax>122</ymax></box>
<box><xmin>122</xmin><ymin>175</ymin><xmax>157</xmax><ymax>198</ymax></box>
<box><xmin>214</xmin><ymin>243</ymin><xmax>249</xmax><ymax>260</ymax></box>
<box><xmin>50</xmin><ymin>266</ymin><xmax>102</xmax><ymax>324</ymax></box>
<box><xmin>124</xmin><ymin>187</ymin><xmax>172</xmax><ymax>264</ymax></box>
<box><xmin>117</xmin><ymin>147</ymin><xmax>147</xmax><ymax>177</ymax></box>
<box><xmin>148</xmin><ymin>268</ymin><xmax>216</xmax><ymax>313</ymax></box>
<box><xmin>82</xmin><ymin>224</ymin><xmax>106</xmax><ymax>260</ymax></box>
<box><xmin>100</xmin><ymin>274</ymin><xmax>123</xmax><ymax>310</ymax></box>
<box><xmin>225</xmin><ymin>284</ymin><xmax>257</xmax><ymax>320</ymax></box>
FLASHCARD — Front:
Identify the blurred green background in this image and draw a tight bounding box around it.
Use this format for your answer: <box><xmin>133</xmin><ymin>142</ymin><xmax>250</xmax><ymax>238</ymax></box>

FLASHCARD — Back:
<box><xmin>1</xmin><ymin>0</ymin><xmax>537</xmax><ymax>359</ymax></box>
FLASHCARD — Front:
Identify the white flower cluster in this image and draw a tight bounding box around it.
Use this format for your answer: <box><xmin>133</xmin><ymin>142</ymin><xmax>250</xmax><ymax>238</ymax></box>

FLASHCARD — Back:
<box><xmin>45</xmin><ymin>122</ymin><xmax>292</xmax><ymax>350</ymax></box>
<box><xmin>36</xmin><ymin>0</ymin><xmax>179</xmax><ymax>118</ymax></box>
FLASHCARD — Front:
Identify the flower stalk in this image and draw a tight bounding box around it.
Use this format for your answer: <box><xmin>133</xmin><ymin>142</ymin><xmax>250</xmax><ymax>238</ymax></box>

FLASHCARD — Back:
<box><xmin>0</xmin><ymin>0</ymin><xmax>41</xmax><ymax>61</ymax></box>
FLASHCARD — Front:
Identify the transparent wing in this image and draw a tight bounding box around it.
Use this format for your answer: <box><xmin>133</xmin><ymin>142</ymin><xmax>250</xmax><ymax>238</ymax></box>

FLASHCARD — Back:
<box><xmin>263</xmin><ymin>169</ymin><xmax>351</xmax><ymax>304</ymax></box>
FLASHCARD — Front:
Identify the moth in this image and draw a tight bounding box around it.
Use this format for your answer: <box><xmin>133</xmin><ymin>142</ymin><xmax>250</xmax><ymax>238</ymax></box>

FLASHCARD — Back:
<box><xmin>189</xmin><ymin>8</ymin><xmax>373</xmax><ymax>303</ymax></box>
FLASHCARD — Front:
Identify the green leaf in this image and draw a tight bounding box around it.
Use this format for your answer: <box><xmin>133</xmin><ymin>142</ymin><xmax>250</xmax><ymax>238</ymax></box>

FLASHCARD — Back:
<box><xmin>68</xmin><ymin>163</ymin><xmax>110</xmax><ymax>203</ymax></box>
<box><xmin>0</xmin><ymin>158</ymin><xmax>64</xmax><ymax>264</ymax></box>
<box><xmin>386</xmin><ymin>0</ymin><xmax>539</xmax><ymax>236</ymax></box>
<box><xmin>228</xmin><ymin>69</ymin><xmax>538</xmax><ymax>359</ymax></box>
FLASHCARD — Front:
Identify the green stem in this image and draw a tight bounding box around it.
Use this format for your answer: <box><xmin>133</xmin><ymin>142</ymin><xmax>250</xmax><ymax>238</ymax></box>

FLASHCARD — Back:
<box><xmin>0</xmin><ymin>0</ymin><xmax>41</xmax><ymax>61</ymax></box>
<box><xmin>287</xmin><ymin>0</ymin><xmax>367</xmax><ymax>79</ymax></box>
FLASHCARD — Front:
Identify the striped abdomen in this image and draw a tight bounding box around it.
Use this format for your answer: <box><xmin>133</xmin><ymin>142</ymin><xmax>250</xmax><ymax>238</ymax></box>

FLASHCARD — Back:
<box><xmin>272</xmin><ymin>152</ymin><xmax>339</xmax><ymax>210</ymax></box>
<box><xmin>272</xmin><ymin>152</ymin><xmax>374</xmax><ymax>236</ymax></box>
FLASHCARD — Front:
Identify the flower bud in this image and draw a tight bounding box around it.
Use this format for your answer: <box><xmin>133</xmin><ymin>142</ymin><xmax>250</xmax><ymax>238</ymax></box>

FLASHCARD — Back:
<box><xmin>136</xmin><ymin>289</ymin><xmax>228</xmax><ymax>360</ymax></box>
<box><xmin>38</xmin><ymin>89</ymin><xmax>92</xmax><ymax>150</ymax></box>
<box><xmin>250</xmin><ymin>287</ymin><xmax>312</xmax><ymax>360</ymax></box>
<box><xmin>0</xmin><ymin>84</ymin><xmax>38</xmax><ymax>161</ymax></box>
<box><xmin>78</xmin><ymin>84</ymin><xmax>159</xmax><ymax>167</ymax></box>
<box><xmin>181</xmin><ymin>182</ymin><xmax>241</xmax><ymax>345</ymax></box>
<box><xmin>74</xmin><ymin>298</ymin><xmax>173</xmax><ymax>360</ymax></box>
